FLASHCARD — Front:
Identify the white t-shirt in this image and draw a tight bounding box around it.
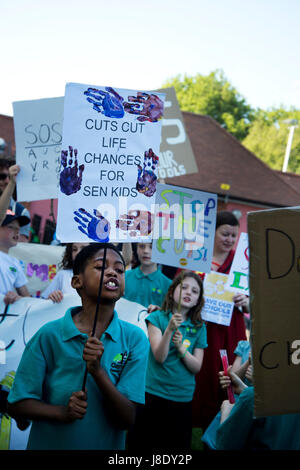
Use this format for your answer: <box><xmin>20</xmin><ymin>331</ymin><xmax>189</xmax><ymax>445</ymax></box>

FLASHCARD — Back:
<box><xmin>41</xmin><ymin>269</ymin><xmax>74</xmax><ymax>298</ymax></box>
<box><xmin>0</xmin><ymin>251</ymin><xmax>28</xmax><ymax>295</ymax></box>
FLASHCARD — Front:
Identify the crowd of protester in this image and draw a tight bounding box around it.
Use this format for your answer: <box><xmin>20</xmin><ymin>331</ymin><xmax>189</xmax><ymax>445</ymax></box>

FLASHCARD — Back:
<box><xmin>1</xmin><ymin>158</ymin><xmax>299</xmax><ymax>451</ymax></box>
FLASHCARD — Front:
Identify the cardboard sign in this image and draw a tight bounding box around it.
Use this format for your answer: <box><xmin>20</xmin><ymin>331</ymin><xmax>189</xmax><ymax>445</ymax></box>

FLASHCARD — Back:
<box><xmin>13</xmin><ymin>97</ymin><xmax>64</xmax><ymax>201</ymax></box>
<box><xmin>248</xmin><ymin>206</ymin><xmax>300</xmax><ymax>417</ymax></box>
<box><xmin>155</xmin><ymin>87</ymin><xmax>198</xmax><ymax>178</ymax></box>
<box><xmin>202</xmin><ymin>272</ymin><xmax>234</xmax><ymax>326</ymax></box>
<box><xmin>57</xmin><ymin>83</ymin><xmax>165</xmax><ymax>243</ymax></box>
<box><xmin>9</xmin><ymin>243</ymin><xmax>65</xmax><ymax>297</ymax></box>
<box><xmin>226</xmin><ymin>232</ymin><xmax>249</xmax><ymax>294</ymax></box>
<box><xmin>151</xmin><ymin>183</ymin><xmax>217</xmax><ymax>272</ymax></box>
<box><xmin>0</xmin><ymin>293</ymin><xmax>147</xmax><ymax>449</ymax></box>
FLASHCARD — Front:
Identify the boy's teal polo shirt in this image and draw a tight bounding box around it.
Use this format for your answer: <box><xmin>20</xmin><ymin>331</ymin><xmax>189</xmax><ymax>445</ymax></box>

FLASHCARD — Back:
<box><xmin>145</xmin><ymin>310</ymin><xmax>207</xmax><ymax>402</ymax></box>
<box><xmin>8</xmin><ymin>307</ymin><xmax>149</xmax><ymax>450</ymax></box>
<box><xmin>124</xmin><ymin>267</ymin><xmax>172</xmax><ymax>308</ymax></box>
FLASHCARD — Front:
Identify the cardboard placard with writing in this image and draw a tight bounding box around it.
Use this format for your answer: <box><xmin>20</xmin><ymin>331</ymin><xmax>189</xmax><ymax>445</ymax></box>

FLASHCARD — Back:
<box><xmin>248</xmin><ymin>206</ymin><xmax>300</xmax><ymax>417</ymax></box>
<box><xmin>156</xmin><ymin>87</ymin><xmax>198</xmax><ymax>178</ymax></box>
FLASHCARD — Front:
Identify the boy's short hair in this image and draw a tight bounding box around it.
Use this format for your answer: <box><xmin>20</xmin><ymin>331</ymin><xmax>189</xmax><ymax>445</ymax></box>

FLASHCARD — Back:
<box><xmin>73</xmin><ymin>243</ymin><xmax>125</xmax><ymax>275</ymax></box>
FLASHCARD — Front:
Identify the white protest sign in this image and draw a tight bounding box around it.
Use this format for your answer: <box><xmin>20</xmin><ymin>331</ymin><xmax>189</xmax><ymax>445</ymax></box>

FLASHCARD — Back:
<box><xmin>0</xmin><ymin>293</ymin><xmax>148</xmax><ymax>449</ymax></box>
<box><xmin>151</xmin><ymin>183</ymin><xmax>217</xmax><ymax>272</ymax></box>
<box><xmin>13</xmin><ymin>97</ymin><xmax>64</xmax><ymax>201</ymax></box>
<box><xmin>226</xmin><ymin>232</ymin><xmax>249</xmax><ymax>294</ymax></box>
<box><xmin>56</xmin><ymin>83</ymin><xmax>165</xmax><ymax>243</ymax></box>
<box><xmin>202</xmin><ymin>272</ymin><xmax>234</xmax><ymax>326</ymax></box>
<box><xmin>9</xmin><ymin>242</ymin><xmax>65</xmax><ymax>297</ymax></box>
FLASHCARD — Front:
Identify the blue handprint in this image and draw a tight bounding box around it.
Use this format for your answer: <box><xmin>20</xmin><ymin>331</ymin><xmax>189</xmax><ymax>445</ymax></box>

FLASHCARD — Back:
<box><xmin>60</xmin><ymin>146</ymin><xmax>84</xmax><ymax>196</ymax></box>
<box><xmin>73</xmin><ymin>208</ymin><xmax>110</xmax><ymax>242</ymax></box>
<box><xmin>83</xmin><ymin>87</ymin><xmax>125</xmax><ymax>118</ymax></box>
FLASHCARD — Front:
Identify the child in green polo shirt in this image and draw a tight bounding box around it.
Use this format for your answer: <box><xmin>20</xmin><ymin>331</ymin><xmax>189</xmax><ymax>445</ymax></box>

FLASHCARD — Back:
<box><xmin>7</xmin><ymin>243</ymin><xmax>149</xmax><ymax>450</ymax></box>
<box><xmin>128</xmin><ymin>270</ymin><xmax>207</xmax><ymax>451</ymax></box>
<box><xmin>124</xmin><ymin>242</ymin><xmax>172</xmax><ymax>309</ymax></box>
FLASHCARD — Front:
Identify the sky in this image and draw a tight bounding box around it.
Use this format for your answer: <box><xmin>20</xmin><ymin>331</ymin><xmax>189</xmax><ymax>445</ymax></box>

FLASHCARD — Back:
<box><xmin>1</xmin><ymin>0</ymin><xmax>300</xmax><ymax>117</ymax></box>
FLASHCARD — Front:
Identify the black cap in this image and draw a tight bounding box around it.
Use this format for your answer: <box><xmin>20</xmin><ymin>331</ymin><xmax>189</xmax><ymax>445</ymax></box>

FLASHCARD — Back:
<box><xmin>2</xmin><ymin>208</ymin><xmax>30</xmax><ymax>228</ymax></box>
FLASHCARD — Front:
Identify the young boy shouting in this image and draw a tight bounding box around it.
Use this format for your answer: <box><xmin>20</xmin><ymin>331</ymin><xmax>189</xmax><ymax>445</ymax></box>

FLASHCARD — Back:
<box><xmin>7</xmin><ymin>243</ymin><xmax>149</xmax><ymax>450</ymax></box>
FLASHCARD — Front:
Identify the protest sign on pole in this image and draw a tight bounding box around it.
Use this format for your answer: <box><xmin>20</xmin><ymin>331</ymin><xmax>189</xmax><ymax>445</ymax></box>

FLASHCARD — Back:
<box><xmin>226</xmin><ymin>232</ymin><xmax>249</xmax><ymax>294</ymax></box>
<box><xmin>56</xmin><ymin>83</ymin><xmax>165</xmax><ymax>243</ymax></box>
<box><xmin>13</xmin><ymin>97</ymin><xmax>64</xmax><ymax>201</ymax></box>
<box><xmin>155</xmin><ymin>87</ymin><xmax>198</xmax><ymax>178</ymax></box>
<box><xmin>202</xmin><ymin>272</ymin><xmax>234</xmax><ymax>326</ymax></box>
<box><xmin>9</xmin><ymin>242</ymin><xmax>65</xmax><ymax>297</ymax></box>
<box><xmin>248</xmin><ymin>206</ymin><xmax>300</xmax><ymax>417</ymax></box>
<box><xmin>151</xmin><ymin>183</ymin><xmax>217</xmax><ymax>272</ymax></box>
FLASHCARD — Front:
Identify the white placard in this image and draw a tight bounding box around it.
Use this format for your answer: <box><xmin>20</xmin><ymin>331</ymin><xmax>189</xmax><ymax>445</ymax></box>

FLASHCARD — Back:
<box><xmin>56</xmin><ymin>83</ymin><xmax>165</xmax><ymax>243</ymax></box>
<box><xmin>202</xmin><ymin>272</ymin><xmax>234</xmax><ymax>326</ymax></box>
<box><xmin>13</xmin><ymin>97</ymin><xmax>64</xmax><ymax>201</ymax></box>
<box><xmin>9</xmin><ymin>242</ymin><xmax>65</xmax><ymax>297</ymax></box>
<box><xmin>151</xmin><ymin>183</ymin><xmax>217</xmax><ymax>272</ymax></box>
<box><xmin>226</xmin><ymin>232</ymin><xmax>249</xmax><ymax>294</ymax></box>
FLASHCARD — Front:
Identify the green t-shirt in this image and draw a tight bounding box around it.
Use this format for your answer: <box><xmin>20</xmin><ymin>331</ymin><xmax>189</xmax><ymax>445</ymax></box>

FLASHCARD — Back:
<box><xmin>124</xmin><ymin>267</ymin><xmax>172</xmax><ymax>308</ymax></box>
<box><xmin>145</xmin><ymin>310</ymin><xmax>207</xmax><ymax>402</ymax></box>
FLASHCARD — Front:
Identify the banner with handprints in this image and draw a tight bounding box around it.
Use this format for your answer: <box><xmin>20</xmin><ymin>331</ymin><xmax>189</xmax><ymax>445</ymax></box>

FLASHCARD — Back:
<box><xmin>151</xmin><ymin>183</ymin><xmax>217</xmax><ymax>272</ymax></box>
<box><xmin>9</xmin><ymin>242</ymin><xmax>65</xmax><ymax>297</ymax></box>
<box><xmin>0</xmin><ymin>293</ymin><xmax>147</xmax><ymax>449</ymax></box>
<box><xmin>56</xmin><ymin>83</ymin><xmax>165</xmax><ymax>243</ymax></box>
<box><xmin>13</xmin><ymin>97</ymin><xmax>64</xmax><ymax>201</ymax></box>
<box><xmin>226</xmin><ymin>232</ymin><xmax>249</xmax><ymax>294</ymax></box>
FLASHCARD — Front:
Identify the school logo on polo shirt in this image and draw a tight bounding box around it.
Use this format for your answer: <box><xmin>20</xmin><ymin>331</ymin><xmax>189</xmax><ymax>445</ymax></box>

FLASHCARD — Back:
<box><xmin>9</xmin><ymin>267</ymin><xmax>17</xmax><ymax>273</ymax></box>
<box><xmin>185</xmin><ymin>326</ymin><xmax>197</xmax><ymax>336</ymax></box>
<box><xmin>151</xmin><ymin>287</ymin><xmax>162</xmax><ymax>295</ymax></box>
<box><xmin>111</xmin><ymin>351</ymin><xmax>129</xmax><ymax>372</ymax></box>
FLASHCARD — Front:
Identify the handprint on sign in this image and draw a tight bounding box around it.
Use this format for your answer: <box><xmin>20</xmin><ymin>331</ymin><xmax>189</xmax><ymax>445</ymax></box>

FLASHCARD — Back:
<box><xmin>116</xmin><ymin>210</ymin><xmax>154</xmax><ymax>237</ymax></box>
<box><xmin>136</xmin><ymin>148</ymin><xmax>159</xmax><ymax>197</ymax></box>
<box><xmin>83</xmin><ymin>87</ymin><xmax>125</xmax><ymax>118</ymax></box>
<box><xmin>74</xmin><ymin>208</ymin><xmax>110</xmax><ymax>242</ymax></box>
<box><xmin>123</xmin><ymin>92</ymin><xmax>164</xmax><ymax>122</ymax></box>
<box><xmin>60</xmin><ymin>146</ymin><xmax>84</xmax><ymax>196</ymax></box>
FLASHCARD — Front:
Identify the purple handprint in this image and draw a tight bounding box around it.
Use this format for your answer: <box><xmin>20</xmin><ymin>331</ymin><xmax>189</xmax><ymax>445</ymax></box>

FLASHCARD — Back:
<box><xmin>123</xmin><ymin>92</ymin><xmax>164</xmax><ymax>122</ymax></box>
<box><xmin>60</xmin><ymin>146</ymin><xmax>84</xmax><ymax>196</ymax></box>
<box><xmin>136</xmin><ymin>148</ymin><xmax>159</xmax><ymax>197</ymax></box>
<box><xmin>84</xmin><ymin>86</ymin><xmax>125</xmax><ymax>118</ymax></box>
<box><xmin>73</xmin><ymin>208</ymin><xmax>110</xmax><ymax>242</ymax></box>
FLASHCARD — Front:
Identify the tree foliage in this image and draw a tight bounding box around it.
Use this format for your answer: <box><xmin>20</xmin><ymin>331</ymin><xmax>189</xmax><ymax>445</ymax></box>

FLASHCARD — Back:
<box><xmin>162</xmin><ymin>69</ymin><xmax>255</xmax><ymax>141</ymax></box>
<box><xmin>242</xmin><ymin>108</ymin><xmax>300</xmax><ymax>173</ymax></box>
<box><xmin>162</xmin><ymin>70</ymin><xmax>300</xmax><ymax>173</ymax></box>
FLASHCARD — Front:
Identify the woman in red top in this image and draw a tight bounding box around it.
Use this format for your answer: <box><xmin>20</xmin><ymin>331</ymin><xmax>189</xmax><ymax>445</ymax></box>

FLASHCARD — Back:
<box><xmin>192</xmin><ymin>211</ymin><xmax>249</xmax><ymax>431</ymax></box>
